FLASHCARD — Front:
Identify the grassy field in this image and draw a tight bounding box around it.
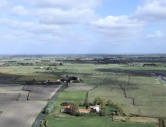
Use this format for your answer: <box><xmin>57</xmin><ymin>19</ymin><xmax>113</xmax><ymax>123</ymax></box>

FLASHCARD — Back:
<box><xmin>0</xmin><ymin>66</ymin><xmax>60</xmax><ymax>82</ymax></box>
<box><xmin>56</xmin><ymin>63</ymin><xmax>166</xmax><ymax>117</ymax></box>
<box><xmin>41</xmin><ymin>62</ymin><xmax>166</xmax><ymax>127</ymax></box>
<box><xmin>44</xmin><ymin>88</ymin><xmax>156</xmax><ymax>127</ymax></box>
<box><xmin>46</xmin><ymin>116</ymin><xmax>156</xmax><ymax>127</ymax></box>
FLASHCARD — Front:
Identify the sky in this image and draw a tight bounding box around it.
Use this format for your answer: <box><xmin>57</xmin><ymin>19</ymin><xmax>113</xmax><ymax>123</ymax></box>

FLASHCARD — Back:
<box><xmin>0</xmin><ymin>0</ymin><xmax>166</xmax><ymax>54</ymax></box>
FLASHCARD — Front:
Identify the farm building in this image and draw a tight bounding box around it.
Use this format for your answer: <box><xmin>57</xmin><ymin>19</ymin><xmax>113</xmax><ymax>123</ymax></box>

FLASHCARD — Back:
<box><xmin>61</xmin><ymin>105</ymin><xmax>72</xmax><ymax>113</ymax></box>
<box><xmin>60</xmin><ymin>76</ymin><xmax>80</xmax><ymax>83</ymax></box>
<box><xmin>61</xmin><ymin>104</ymin><xmax>100</xmax><ymax>114</ymax></box>
<box><xmin>78</xmin><ymin>109</ymin><xmax>91</xmax><ymax>114</ymax></box>
<box><xmin>90</xmin><ymin>105</ymin><xmax>100</xmax><ymax>113</ymax></box>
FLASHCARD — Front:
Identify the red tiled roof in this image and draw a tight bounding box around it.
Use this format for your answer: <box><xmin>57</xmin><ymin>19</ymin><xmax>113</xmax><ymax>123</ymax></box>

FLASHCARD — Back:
<box><xmin>63</xmin><ymin>105</ymin><xmax>72</xmax><ymax>109</ymax></box>
<box><xmin>79</xmin><ymin>109</ymin><xmax>91</xmax><ymax>113</ymax></box>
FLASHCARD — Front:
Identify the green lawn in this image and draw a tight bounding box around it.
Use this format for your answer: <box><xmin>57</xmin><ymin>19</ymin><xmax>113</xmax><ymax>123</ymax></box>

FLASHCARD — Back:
<box><xmin>46</xmin><ymin>116</ymin><xmax>156</xmax><ymax>127</ymax></box>
<box><xmin>45</xmin><ymin>89</ymin><xmax>156</xmax><ymax>127</ymax></box>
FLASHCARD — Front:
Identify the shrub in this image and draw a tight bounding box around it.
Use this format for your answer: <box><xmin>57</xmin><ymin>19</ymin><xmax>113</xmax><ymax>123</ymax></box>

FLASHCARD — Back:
<box><xmin>115</xmin><ymin>104</ymin><xmax>124</xmax><ymax>116</ymax></box>
<box><xmin>106</xmin><ymin>99</ymin><xmax>114</xmax><ymax>106</ymax></box>
<box><xmin>61</xmin><ymin>102</ymin><xmax>73</xmax><ymax>106</ymax></box>
<box><xmin>84</xmin><ymin>92</ymin><xmax>89</xmax><ymax>106</ymax></box>
<box><xmin>93</xmin><ymin>97</ymin><xmax>106</xmax><ymax>105</ymax></box>
<box><xmin>99</xmin><ymin>104</ymin><xmax>106</xmax><ymax>116</ymax></box>
<box><xmin>70</xmin><ymin>104</ymin><xmax>79</xmax><ymax>115</ymax></box>
<box><xmin>43</xmin><ymin>102</ymin><xmax>55</xmax><ymax>114</ymax></box>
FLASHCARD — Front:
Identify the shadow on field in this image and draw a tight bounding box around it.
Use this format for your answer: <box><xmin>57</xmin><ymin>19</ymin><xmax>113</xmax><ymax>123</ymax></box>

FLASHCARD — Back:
<box><xmin>96</xmin><ymin>77</ymin><xmax>139</xmax><ymax>90</ymax></box>
<box><xmin>37</xmin><ymin>71</ymin><xmax>91</xmax><ymax>77</ymax></box>
<box><xmin>0</xmin><ymin>73</ymin><xmax>21</xmax><ymax>84</ymax></box>
<box><xmin>96</xmin><ymin>68</ymin><xmax>166</xmax><ymax>76</ymax></box>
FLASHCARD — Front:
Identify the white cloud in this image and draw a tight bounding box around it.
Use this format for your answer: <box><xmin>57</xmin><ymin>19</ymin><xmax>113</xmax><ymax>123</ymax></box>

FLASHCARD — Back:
<box><xmin>12</xmin><ymin>6</ymin><xmax>29</xmax><ymax>16</ymax></box>
<box><xmin>136</xmin><ymin>0</ymin><xmax>166</xmax><ymax>20</ymax></box>
<box><xmin>9</xmin><ymin>0</ymin><xmax>98</xmax><ymax>25</ymax></box>
<box><xmin>29</xmin><ymin>0</ymin><xmax>99</xmax><ymax>25</ymax></box>
<box><xmin>38</xmin><ymin>8</ymin><xmax>96</xmax><ymax>25</ymax></box>
<box><xmin>30</xmin><ymin>0</ymin><xmax>101</xmax><ymax>9</ymax></box>
<box><xmin>146</xmin><ymin>30</ymin><xmax>164</xmax><ymax>39</ymax></box>
<box><xmin>0</xmin><ymin>18</ymin><xmax>69</xmax><ymax>35</ymax></box>
<box><xmin>90</xmin><ymin>15</ymin><xmax>144</xmax><ymax>42</ymax></box>
<box><xmin>0</xmin><ymin>0</ymin><xmax>10</xmax><ymax>9</ymax></box>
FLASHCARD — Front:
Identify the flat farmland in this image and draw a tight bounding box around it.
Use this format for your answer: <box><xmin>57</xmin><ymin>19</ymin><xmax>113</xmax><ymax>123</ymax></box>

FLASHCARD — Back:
<box><xmin>0</xmin><ymin>101</ymin><xmax>46</xmax><ymax>127</ymax></box>
<box><xmin>44</xmin><ymin>63</ymin><xmax>166</xmax><ymax>127</ymax></box>
<box><xmin>54</xmin><ymin>63</ymin><xmax>166</xmax><ymax>118</ymax></box>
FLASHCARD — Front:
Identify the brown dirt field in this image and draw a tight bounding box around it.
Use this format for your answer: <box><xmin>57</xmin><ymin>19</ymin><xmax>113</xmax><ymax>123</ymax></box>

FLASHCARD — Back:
<box><xmin>23</xmin><ymin>85</ymin><xmax>60</xmax><ymax>101</ymax></box>
<box><xmin>0</xmin><ymin>84</ymin><xmax>61</xmax><ymax>127</ymax></box>
<box><xmin>0</xmin><ymin>101</ymin><xmax>47</xmax><ymax>127</ymax></box>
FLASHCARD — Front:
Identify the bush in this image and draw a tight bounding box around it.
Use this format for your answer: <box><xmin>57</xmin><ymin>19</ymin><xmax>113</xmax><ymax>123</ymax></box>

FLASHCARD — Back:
<box><xmin>70</xmin><ymin>104</ymin><xmax>79</xmax><ymax>115</ymax></box>
<box><xmin>61</xmin><ymin>102</ymin><xmax>73</xmax><ymax>106</ymax></box>
<box><xmin>106</xmin><ymin>99</ymin><xmax>114</xmax><ymax>106</ymax></box>
<box><xmin>99</xmin><ymin>104</ymin><xmax>106</xmax><ymax>116</ymax></box>
<box><xmin>43</xmin><ymin>102</ymin><xmax>55</xmax><ymax>114</ymax></box>
<box><xmin>93</xmin><ymin>97</ymin><xmax>106</xmax><ymax>105</ymax></box>
<box><xmin>115</xmin><ymin>104</ymin><xmax>124</xmax><ymax>116</ymax></box>
<box><xmin>84</xmin><ymin>92</ymin><xmax>89</xmax><ymax>106</ymax></box>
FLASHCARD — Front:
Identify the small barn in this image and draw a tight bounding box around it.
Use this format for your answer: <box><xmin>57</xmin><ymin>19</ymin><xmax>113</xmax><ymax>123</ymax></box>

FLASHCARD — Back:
<box><xmin>90</xmin><ymin>105</ymin><xmax>100</xmax><ymax>113</ymax></box>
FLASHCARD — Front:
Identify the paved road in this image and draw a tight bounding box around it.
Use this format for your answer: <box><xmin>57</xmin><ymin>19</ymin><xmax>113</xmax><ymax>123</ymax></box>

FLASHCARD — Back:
<box><xmin>33</xmin><ymin>83</ymin><xmax>67</xmax><ymax>127</ymax></box>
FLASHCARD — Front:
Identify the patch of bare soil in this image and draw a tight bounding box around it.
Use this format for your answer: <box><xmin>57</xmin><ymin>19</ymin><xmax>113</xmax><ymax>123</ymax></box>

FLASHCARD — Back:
<box><xmin>23</xmin><ymin>85</ymin><xmax>59</xmax><ymax>101</ymax></box>
<box><xmin>0</xmin><ymin>84</ymin><xmax>61</xmax><ymax>127</ymax></box>
<box><xmin>0</xmin><ymin>101</ymin><xmax>47</xmax><ymax>127</ymax></box>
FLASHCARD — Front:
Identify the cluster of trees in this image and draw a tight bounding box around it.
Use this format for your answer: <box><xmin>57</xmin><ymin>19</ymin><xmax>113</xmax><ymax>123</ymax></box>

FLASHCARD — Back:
<box><xmin>93</xmin><ymin>97</ymin><xmax>124</xmax><ymax>116</ymax></box>
<box><xmin>40</xmin><ymin>119</ymin><xmax>48</xmax><ymax>127</ymax></box>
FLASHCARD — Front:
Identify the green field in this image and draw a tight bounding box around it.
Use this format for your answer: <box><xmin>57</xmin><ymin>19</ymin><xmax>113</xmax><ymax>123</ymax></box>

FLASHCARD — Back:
<box><xmin>55</xmin><ymin>63</ymin><xmax>166</xmax><ymax>117</ymax></box>
<box><xmin>41</xmin><ymin>63</ymin><xmax>166</xmax><ymax>127</ymax></box>
<box><xmin>44</xmin><ymin>88</ymin><xmax>156</xmax><ymax>127</ymax></box>
<box><xmin>46</xmin><ymin>116</ymin><xmax>156</xmax><ymax>127</ymax></box>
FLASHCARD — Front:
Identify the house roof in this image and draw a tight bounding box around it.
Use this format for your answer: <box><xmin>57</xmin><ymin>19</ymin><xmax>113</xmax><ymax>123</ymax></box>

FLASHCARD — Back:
<box><xmin>79</xmin><ymin>109</ymin><xmax>91</xmax><ymax>113</ymax></box>
<box><xmin>90</xmin><ymin>105</ymin><xmax>100</xmax><ymax>108</ymax></box>
<box><xmin>63</xmin><ymin>105</ymin><xmax>72</xmax><ymax>109</ymax></box>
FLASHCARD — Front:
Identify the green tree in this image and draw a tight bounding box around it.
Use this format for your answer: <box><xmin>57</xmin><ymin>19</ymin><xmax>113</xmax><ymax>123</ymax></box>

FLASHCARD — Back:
<box><xmin>94</xmin><ymin>97</ymin><xmax>106</xmax><ymax>105</ymax></box>
<box><xmin>39</xmin><ymin>120</ymin><xmax>44</xmax><ymax>127</ymax></box>
<box><xmin>116</xmin><ymin>104</ymin><xmax>124</xmax><ymax>116</ymax></box>
<box><xmin>70</xmin><ymin>104</ymin><xmax>79</xmax><ymax>115</ymax></box>
<box><xmin>44</xmin><ymin>120</ymin><xmax>48</xmax><ymax>127</ymax></box>
<box><xmin>106</xmin><ymin>99</ymin><xmax>113</xmax><ymax>106</ymax></box>
<box><xmin>84</xmin><ymin>92</ymin><xmax>89</xmax><ymax>106</ymax></box>
<box><xmin>99</xmin><ymin>104</ymin><xmax>106</xmax><ymax>116</ymax></box>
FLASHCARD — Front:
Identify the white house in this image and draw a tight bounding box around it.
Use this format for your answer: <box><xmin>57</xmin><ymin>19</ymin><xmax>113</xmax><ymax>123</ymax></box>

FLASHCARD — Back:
<box><xmin>90</xmin><ymin>105</ymin><xmax>100</xmax><ymax>113</ymax></box>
